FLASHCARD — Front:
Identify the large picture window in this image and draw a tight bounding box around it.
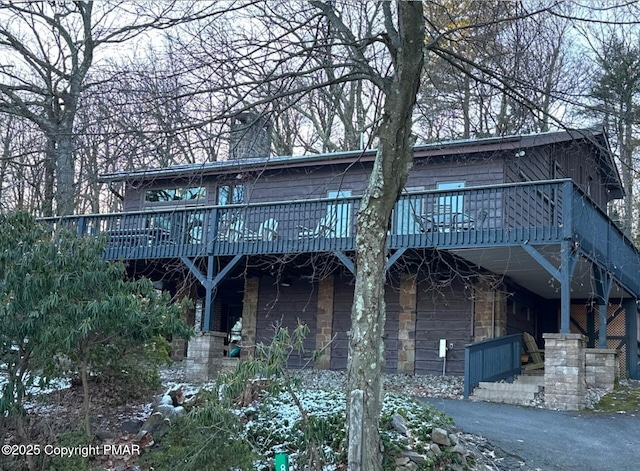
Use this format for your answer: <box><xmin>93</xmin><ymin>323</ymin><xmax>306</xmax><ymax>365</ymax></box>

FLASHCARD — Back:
<box><xmin>145</xmin><ymin>186</ymin><xmax>206</xmax><ymax>203</ymax></box>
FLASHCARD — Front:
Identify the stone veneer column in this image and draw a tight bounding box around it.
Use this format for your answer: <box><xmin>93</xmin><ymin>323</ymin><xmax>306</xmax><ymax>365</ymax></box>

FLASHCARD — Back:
<box><xmin>397</xmin><ymin>274</ymin><xmax>417</xmax><ymax>374</ymax></box>
<box><xmin>170</xmin><ymin>337</ymin><xmax>187</xmax><ymax>361</ymax></box>
<box><xmin>473</xmin><ymin>278</ymin><xmax>507</xmax><ymax>341</ymax></box>
<box><xmin>585</xmin><ymin>349</ymin><xmax>619</xmax><ymax>391</ymax></box>
<box><xmin>240</xmin><ymin>278</ymin><xmax>259</xmax><ymax>359</ymax></box>
<box><xmin>315</xmin><ymin>276</ymin><xmax>334</xmax><ymax>369</ymax></box>
<box><xmin>543</xmin><ymin>333</ymin><xmax>586</xmax><ymax>411</ymax></box>
<box><xmin>185</xmin><ymin>332</ymin><xmax>226</xmax><ymax>380</ymax></box>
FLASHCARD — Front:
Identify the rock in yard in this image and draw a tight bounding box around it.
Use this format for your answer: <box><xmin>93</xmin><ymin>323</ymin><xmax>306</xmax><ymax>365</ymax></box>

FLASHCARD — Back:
<box><xmin>451</xmin><ymin>443</ymin><xmax>469</xmax><ymax>458</ymax></box>
<box><xmin>120</xmin><ymin>419</ymin><xmax>144</xmax><ymax>435</ymax></box>
<box><xmin>391</xmin><ymin>413</ymin><xmax>409</xmax><ymax>435</ymax></box>
<box><xmin>159</xmin><ymin>394</ymin><xmax>173</xmax><ymax>406</ymax></box>
<box><xmin>136</xmin><ymin>412</ymin><xmax>171</xmax><ymax>441</ymax></box>
<box><xmin>155</xmin><ymin>404</ymin><xmax>185</xmax><ymax>418</ymax></box>
<box><xmin>401</xmin><ymin>450</ymin><xmax>427</xmax><ymax>466</ymax></box>
<box><xmin>168</xmin><ymin>385</ymin><xmax>185</xmax><ymax>406</ymax></box>
<box><xmin>431</xmin><ymin>427</ymin><xmax>451</xmax><ymax>446</ymax></box>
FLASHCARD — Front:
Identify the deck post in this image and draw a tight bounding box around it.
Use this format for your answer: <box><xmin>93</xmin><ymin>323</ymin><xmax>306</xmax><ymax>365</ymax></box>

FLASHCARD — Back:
<box><xmin>625</xmin><ymin>298</ymin><xmax>639</xmax><ymax>379</ymax></box>
<box><xmin>559</xmin><ymin>241</ymin><xmax>577</xmax><ymax>334</ymax></box>
<box><xmin>593</xmin><ymin>266</ymin><xmax>613</xmax><ymax>348</ymax></box>
<box><xmin>559</xmin><ymin>181</ymin><xmax>576</xmax><ymax>334</ymax></box>
<box><xmin>203</xmin><ymin>255</ymin><xmax>216</xmax><ymax>332</ymax></box>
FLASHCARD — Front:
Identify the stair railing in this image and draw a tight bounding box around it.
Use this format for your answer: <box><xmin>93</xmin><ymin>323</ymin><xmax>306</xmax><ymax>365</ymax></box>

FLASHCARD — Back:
<box><xmin>463</xmin><ymin>334</ymin><xmax>522</xmax><ymax>399</ymax></box>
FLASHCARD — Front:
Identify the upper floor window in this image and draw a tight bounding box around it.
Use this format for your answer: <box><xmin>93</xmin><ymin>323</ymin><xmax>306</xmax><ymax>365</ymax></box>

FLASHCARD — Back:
<box><xmin>217</xmin><ymin>184</ymin><xmax>244</xmax><ymax>205</ymax></box>
<box><xmin>145</xmin><ymin>186</ymin><xmax>206</xmax><ymax>203</ymax></box>
<box><xmin>437</xmin><ymin>181</ymin><xmax>465</xmax><ymax>213</ymax></box>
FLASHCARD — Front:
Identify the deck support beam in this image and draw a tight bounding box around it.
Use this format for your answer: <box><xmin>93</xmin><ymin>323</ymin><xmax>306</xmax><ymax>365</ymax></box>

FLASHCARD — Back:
<box><xmin>386</xmin><ymin>248</ymin><xmax>407</xmax><ymax>272</ymax></box>
<box><xmin>593</xmin><ymin>265</ymin><xmax>613</xmax><ymax>348</ymax></box>
<box><xmin>180</xmin><ymin>254</ymin><xmax>244</xmax><ymax>331</ymax></box>
<box><xmin>333</xmin><ymin>250</ymin><xmax>354</xmax><ymax>274</ymax></box>
<box><xmin>521</xmin><ymin>242</ymin><xmax>577</xmax><ymax>333</ymax></box>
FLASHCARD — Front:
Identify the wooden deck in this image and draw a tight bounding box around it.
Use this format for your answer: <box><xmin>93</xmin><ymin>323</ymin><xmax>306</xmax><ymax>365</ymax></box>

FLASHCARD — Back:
<box><xmin>41</xmin><ymin>179</ymin><xmax>640</xmax><ymax>298</ymax></box>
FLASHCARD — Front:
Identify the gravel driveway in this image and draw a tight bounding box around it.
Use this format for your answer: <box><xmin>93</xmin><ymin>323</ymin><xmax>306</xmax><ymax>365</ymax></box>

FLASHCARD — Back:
<box><xmin>422</xmin><ymin>397</ymin><xmax>639</xmax><ymax>471</ymax></box>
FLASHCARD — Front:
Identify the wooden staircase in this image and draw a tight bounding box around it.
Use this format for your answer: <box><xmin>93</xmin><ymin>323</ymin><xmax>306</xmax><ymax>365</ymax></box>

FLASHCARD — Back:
<box><xmin>470</xmin><ymin>374</ymin><xmax>544</xmax><ymax>406</ymax></box>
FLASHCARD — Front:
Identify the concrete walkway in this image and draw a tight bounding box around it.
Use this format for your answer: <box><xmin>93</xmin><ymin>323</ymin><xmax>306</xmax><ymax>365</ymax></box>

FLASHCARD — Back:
<box><xmin>422</xmin><ymin>398</ymin><xmax>639</xmax><ymax>471</ymax></box>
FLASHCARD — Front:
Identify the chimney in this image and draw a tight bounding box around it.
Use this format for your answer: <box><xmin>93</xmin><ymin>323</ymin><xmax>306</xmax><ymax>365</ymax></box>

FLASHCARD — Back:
<box><xmin>229</xmin><ymin>112</ymin><xmax>272</xmax><ymax>159</ymax></box>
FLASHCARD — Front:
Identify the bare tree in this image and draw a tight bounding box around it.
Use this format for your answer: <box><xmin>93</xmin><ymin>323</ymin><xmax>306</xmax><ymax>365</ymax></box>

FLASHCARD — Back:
<box><xmin>305</xmin><ymin>4</ymin><xmax>425</xmax><ymax>469</ymax></box>
<box><xmin>0</xmin><ymin>1</ymin><xmax>222</xmax><ymax>215</ymax></box>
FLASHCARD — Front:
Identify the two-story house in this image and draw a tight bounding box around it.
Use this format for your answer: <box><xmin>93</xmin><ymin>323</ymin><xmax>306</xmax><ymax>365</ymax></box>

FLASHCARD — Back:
<box><xmin>55</xmin><ymin>126</ymin><xmax>640</xmax><ymax>388</ymax></box>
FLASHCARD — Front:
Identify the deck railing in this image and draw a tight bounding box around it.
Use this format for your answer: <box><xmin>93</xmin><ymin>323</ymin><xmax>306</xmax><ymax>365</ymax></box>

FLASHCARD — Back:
<box><xmin>570</xmin><ymin>188</ymin><xmax>640</xmax><ymax>296</ymax></box>
<box><xmin>38</xmin><ymin>179</ymin><xmax>640</xmax><ymax>296</ymax></box>
<box><xmin>463</xmin><ymin>334</ymin><xmax>522</xmax><ymax>399</ymax></box>
<box><xmin>40</xmin><ymin>180</ymin><xmax>570</xmax><ymax>256</ymax></box>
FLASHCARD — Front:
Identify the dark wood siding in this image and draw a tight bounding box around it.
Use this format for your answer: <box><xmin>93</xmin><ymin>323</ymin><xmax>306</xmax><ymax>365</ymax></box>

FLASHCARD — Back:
<box><xmin>255</xmin><ymin>277</ymin><xmax>318</xmax><ymax>368</ymax></box>
<box><xmin>249</xmin><ymin>163</ymin><xmax>371</xmax><ymax>201</ymax></box>
<box><xmin>415</xmin><ymin>280</ymin><xmax>472</xmax><ymax>375</ymax></box>
<box><xmin>504</xmin><ymin>141</ymin><xmax>611</xmax><ymax>212</ymax></box>
<box><xmin>555</xmin><ymin>141</ymin><xmax>609</xmax><ymax>210</ymax></box>
<box><xmin>504</xmin><ymin>148</ymin><xmax>551</xmax><ymax>183</ymax></box>
<box><xmin>330</xmin><ymin>277</ymin><xmax>352</xmax><ymax>370</ymax></box>
<box><xmin>506</xmin><ymin>286</ymin><xmax>542</xmax><ymax>337</ymax></box>
<box><xmin>409</xmin><ymin>154</ymin><xmax>505</xmax><ymax>189</ymax></box>
<box><xmin>119</xmin><ymin>139</ymin><xmax>617</xmax><ymax>218</ymax></box>
<box><xmin>121</xmin><ymin>153</ymin><xmax>507</xmax><ymax>210</ymax></box>
<box><xmin>330</xmin><ymin>276</ymin><xmax>400</xmax><ymax>373</ymax></box>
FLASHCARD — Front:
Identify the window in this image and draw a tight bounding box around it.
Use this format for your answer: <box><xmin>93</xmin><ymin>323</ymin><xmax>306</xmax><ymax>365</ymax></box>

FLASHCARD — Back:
<box><xmin>395</xmin><ymin>187</ymin><xmax>424</xmax><ymax>235</ymax></box>
<box><xmin>145</xmin><ymin>186</ymin><xmax>206</xmax><ymax>203</ymax></box>
<box><xmin>433</xmin><ymin>182</ymin><xmax>466</xmax><ymax>231</ymax></box>
<box><xmin>217</xmin><ymin>184</ymin><xmax>244</xmax><ymax>205</ymax></box>
<box><xmin>328</xmin><ymin>190</ymin><xmax>351</xmax><ymax>237</ymax></box>
<box><xmin>437</xmin><ymin>181</ymin><xmax>465</xmax><ymax>213</ymax></box>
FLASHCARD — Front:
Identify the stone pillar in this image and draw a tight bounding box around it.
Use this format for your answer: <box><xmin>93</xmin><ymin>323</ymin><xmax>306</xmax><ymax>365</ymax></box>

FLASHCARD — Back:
<box><xmin>185</xmin><ymin>332</ymin><xmax>226</xmax><ymax>380</ymax></box>
<box><xmin>240</xmin><ymin>277</ymin><xmax>259</xmax><ymax>359</ymax></box>
<box><xmin>170</xmin><ymin>337</ymin><xmax>187</xmax><ymax>361</ymax></box>
<box><xmin>397</xmin><ymin>274</ymin><xmax>417</xmax><ymax>374</ymax></box>
<box><xmin>473</xmin><ymin>278</ymin><xmax>507</xmax><ymax>341</ymax></box>
<box><xmin>543</xmin><ymin>333</ymin><xmax>586</xmax><ymax>411</ymax></box>
<box><xmin>315</xmin><ymin>276</ymin><xmax>334</xmax><ymax>369</ymax></box>
<box><xmin>194</xmin><ymin>299</ymin><xmax>203</xmax><ymax>333</ymax></box>
<box><xmin>585</xmin><ymin>349</ymin><xmax>619</xmax><ymax>391</ymax></box>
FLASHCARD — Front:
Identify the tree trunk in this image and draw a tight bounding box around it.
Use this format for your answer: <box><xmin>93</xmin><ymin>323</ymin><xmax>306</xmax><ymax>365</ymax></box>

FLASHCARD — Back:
<box><xmin>347</xmin><ymin>3</ymin><xmax>424</xmax><ymax>470</ymax></box>
<box><xmin>56</xmin><ymin>128</ymin><xmax>76</xmax><ymax>216</ymax></box>
<box><xmin>81</xmin><ymin>356</ymin><xmax>91</xmax><ymax>437</ymax></box>
<box><xmin>15</xmin><ymin>414</ymin><xmax>35</xmax><ymax>471</ymax></box>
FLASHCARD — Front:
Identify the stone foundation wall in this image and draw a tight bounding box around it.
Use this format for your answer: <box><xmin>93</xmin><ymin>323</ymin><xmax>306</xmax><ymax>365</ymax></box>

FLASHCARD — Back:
<box><xmin>585</xmin><ymin>348</ymin><xmax>619</xmax><ymax>391</ymax></box>
<box><xmin>397</xmin><ymin>274</ymin><xmax>417</xmax><ymax>374</ymax></box>
<box><xmin>543</xmin><ymin>333</ymin><xmax>586</xmax><ymax>411</ymax></box>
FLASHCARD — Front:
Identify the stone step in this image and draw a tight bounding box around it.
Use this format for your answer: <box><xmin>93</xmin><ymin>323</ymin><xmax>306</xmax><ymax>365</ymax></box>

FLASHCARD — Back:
<box><xmin>477</xmin><ymin>381</ymin><xmax>542</xmax><ymax>393</ymax></box>
<box><xmin>470</xmin><ymin>388</ymin><xmax>538</xmax><ymax>405</ymax></box>
<box><xmin>514</xmin><ymin>374</ymin><xmax>545</xmax><ymax>385</ymax></box>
